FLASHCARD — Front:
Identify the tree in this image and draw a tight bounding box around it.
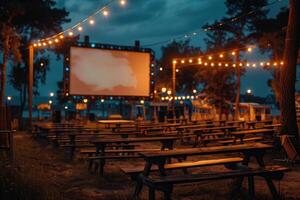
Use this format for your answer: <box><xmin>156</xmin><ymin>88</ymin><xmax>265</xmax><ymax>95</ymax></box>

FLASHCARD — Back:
<box><xmin>157</xmin><ymin>40</ymin><xmax>201</xmax><ymax>93</ymax></box>
<box><xmin>201</xmin><ymin>21</ymin><xmax>237</xmax><ymax>118</ymax></box>
<box><xmin>252</xmin><ymin>8</ymin><xmax>289</xmax><ymax>105</ymax></box>
<box><xmin>280</xmin><ymin>0</ymin><xmax>300</xmax><ymax>143</ymax></box>
<box><xmin>222</xmin><ymin>0</ymin><xmax>269</xmax><ymax>119</ymax></box>
<box><xmin>0</xmin><ymin>0</ymin><xmax>69</xmax><ymax>119</ymax></box>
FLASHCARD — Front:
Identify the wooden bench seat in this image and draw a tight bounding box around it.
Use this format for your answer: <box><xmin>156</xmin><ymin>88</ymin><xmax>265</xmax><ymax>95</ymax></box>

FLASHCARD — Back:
<box><xmin>218</xmin><ymin>137</ymin><xmax>263</xmax><ymax>145</ymax></box>
<box><xmin>142</xmin><ymin>165</ymin><xmax>290</xmax><ymax>200</ymax></box>
<box><xmin>87</xmin><ymin>148</ymin><xmax>162</xmax><ymax>159</ymax></box>
<box><xmin>121</xmin><ymin>157</ymin><xmax>244</xmax><ymax>180</ymax></box>
<box><xmin>80</xmin><ymin>144</ymin><xmax>140</xmax><ymax>154</ymax></box>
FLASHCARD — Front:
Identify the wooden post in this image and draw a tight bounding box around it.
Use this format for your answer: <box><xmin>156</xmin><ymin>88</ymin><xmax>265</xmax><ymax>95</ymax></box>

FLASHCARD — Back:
<box><xmin>172</xmin><ymin>62</ymin><xmax>176</xmax><ymax>120</ymax></box>
<box><xmin>28</xmin><ymin>45</ymin><xmax>34</xmax><ymax>129</ymax></box>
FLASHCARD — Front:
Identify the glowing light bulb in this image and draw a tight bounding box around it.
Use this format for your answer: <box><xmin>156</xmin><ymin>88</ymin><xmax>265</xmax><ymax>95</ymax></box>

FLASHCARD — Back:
<box><xmin>83</xmin><ymin>98</ymin><xmax>88</xmax><ymax>103</ymax></box>
<box><xmin>59</xmin><ymin>35</ymin><xmax>64</xmax><ymax>39</ymax></box>
<box><xmin>232</xmin><ymin>51</ymin><xmax>236</xmax><ymax>56</ymax></box>
<box><xmin>211</xmin><ymin>63</ymin><xmax>214</xmax><ymax>67</ymax></box>
<box><xmin>189</xmin><ymin>59</ymin><xmax>193</xmax><ymax>63</ymax></box>
<box><xmin>181</xmin><ymin>60</ymin><xmax>185</xmax><ymax>64</ymax></box>
<box><xmin>173</xmin><ymin>60</ymin><xmax>177</xmax><ymax>64</ymax></box>
<box><xmin>204</xmin><ymin>62</ymin><xmax>208</xmax><ymax>66</ymax></box>
<box><xmin>225</xmin><ymin>63</ymin><xmax>228</xmax><ymax>67</ymax></box>
<box><xmin>239</xmin><ymin>63</ymin><xmax>243</xmax><ymax>66</ymax></box>
<box><xmin>252</xmin><ymin>64</ymin><xmax>256</xmax><ymax>68</ymax></box>
<box><xmin>247</xmin><ymin>47</ymin><xmax>252</xmax><ymax>52</ymax></box>
<box><xmin>218</xmin><ymin>63</ymin><xmax>222</xmax><ymax>66</ymax></box>
<box><xmin>260</xmin><ymin>62</ymin><xmax>264</xmax><ymax>66</ymax></box>
<box><xmin>266</xmin><ymin>62</ymin><xmax>270</xmax><ymax>66</ymax></box>
<box><xmin>159</xmin><ymin>67</ymin><xmax>163</xmax><ymax>71</ymax></box>
<box><xmin>78</xmin><ymin>26</ymin><xmax>83</xmax><ymax>31</ymax></box>
<box><xmin>219</xmin><ymin>54</ymin><xmax>224</xmax><ymax>58</ymax></box>
<box><xmin>274</xmin><ymin>62</ymin><xmax>277</xmax><ymax>66</ymax></box>
<box><xmin>280</xmin><ymin>61</ymin><xmax>284</xmax><ymax>65</ymax></box>
<box><xmin>89</xmin><ymin>19</ymin><xmax>95</xmax><ymax>25</ymax></box>
<box><xmin>68</xmin><ymin>31</ymin><xmax>73</xmax><ymax>36</ymax></box>
<box><xmin>246</xmin><ymin>63</ymin><xmax>250</xmax><ymax>67</ymax></box>
<box><xmin>208</xmin><ymin>56</ymin><xmax>212</xmax><ymax>60</ymax></box>
<box><xmin>55</xmin><ymin>39</ymin><xmax>59</xmax><ymax>43</ymax></box>
<box><xmin>176</xmin><ymin>69</ymin><xmax>179</xmax><ymax>72</ymax></box>
<box><xmin>33</xmin><ymin>43</ymin><xmax>37</xmax><ymax>47</ymax></box>
<box><xmin>232</xmin><ymin>64</ymin><xmax>236</xmax><ymax>67</ymax></box>
<box><xmin>48</xmin><ymin>40</ymin><xmax>52</xmax><ymax>44</ymax></box>
<box><xmin>103</xmin><ymin>9</ymin><xmax>109</xmax><ymax>16</ymax></box>
<box><xmin>38</xmin><ymin>43</ymin><xmax>42</xmax><ymax>46</ymax></box>
<box><xmin>120</xmin><ymin>0</ymin><xmax>126</xmax><ymax>6</ymax></box>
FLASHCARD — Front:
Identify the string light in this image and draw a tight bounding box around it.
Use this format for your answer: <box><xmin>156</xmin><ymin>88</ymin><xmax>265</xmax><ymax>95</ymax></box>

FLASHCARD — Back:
<box><xmin>219</xmin><ymin>54</ymin><xmax>224</xmax><ymax>58</ymax></box>
<box><xmin>89</xmin><ymin>19</ymin><xmax>95</xmax><ymax>25</ymax></box>
<box><xmin>77</xmin><ymin>26</ymin><xmax>83</xmax><ymax>31</ymax></box>
<box><xmin>120</xmin><ymin>0</ymin><xmax>126</xmax><ymax>6</ymax></box>
<box><xmin>102</xmin><ymin>9</ymin><xmax>109</xmax><ymax>16</ymax></box>
<box><xmin>32</xmin><ymin>0</ymin><xmax>126</xmax><ymax>47</ymax></box>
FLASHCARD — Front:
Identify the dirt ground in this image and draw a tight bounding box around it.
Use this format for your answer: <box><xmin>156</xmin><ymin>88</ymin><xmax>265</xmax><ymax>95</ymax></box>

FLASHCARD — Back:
<box><xmin>1</xmin><ymin>131</ymin><xmax>300</xmax><ymax>200</ymax></box>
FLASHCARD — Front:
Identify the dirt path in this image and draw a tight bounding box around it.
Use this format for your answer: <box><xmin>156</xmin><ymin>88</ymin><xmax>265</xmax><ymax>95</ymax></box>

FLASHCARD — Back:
<box><xmin>1</xmin><ymin>132</ymin><xmax>300</xmax><ymax>200</ymax></box>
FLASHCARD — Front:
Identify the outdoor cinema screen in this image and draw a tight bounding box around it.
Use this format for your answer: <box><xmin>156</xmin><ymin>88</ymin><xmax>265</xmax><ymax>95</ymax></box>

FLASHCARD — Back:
<box><xmin>70</xmin><ymin>46</ymin><xmax>151</xmax><ymax>97</ymax></box>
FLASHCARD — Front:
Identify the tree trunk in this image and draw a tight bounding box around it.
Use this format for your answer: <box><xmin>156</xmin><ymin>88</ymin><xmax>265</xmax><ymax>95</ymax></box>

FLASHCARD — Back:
<box><xmin>234</xmin><ymin>51</ymin><xmax>241</xmax><ymax>120</ymax></box>
<box><xmin>280</xmin><ymin>0</ymin><xmax>300</xmax><ymax>144</ymax></box>
<box><xmin>0</xmin><ymin>51</ymin><xmax>8</xmax><ymax>107</ymax></box>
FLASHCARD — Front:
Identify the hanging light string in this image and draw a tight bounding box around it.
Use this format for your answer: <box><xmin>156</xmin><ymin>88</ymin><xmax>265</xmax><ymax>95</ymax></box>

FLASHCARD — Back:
<box><xmin>32</xmin><ymin>0</ymin><xmax>127</xmax><ymax>47</ymax></box>
<box><xmin>172</xmin><ymin>60</ymin><xmax>284</xmax><ymax>69</ymax></box>
<box><xmin>172</xmin><ymin>45</ymin><xmax>256</xmax><ymax>62</ymax></box>
<box><xmin>142</xmin><ymin>0</ymin><xmax>285</xmax><ymax>47</ymax></box>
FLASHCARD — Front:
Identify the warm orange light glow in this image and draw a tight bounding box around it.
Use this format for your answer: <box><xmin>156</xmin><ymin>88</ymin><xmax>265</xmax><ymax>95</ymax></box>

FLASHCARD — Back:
<box><xmin>208</xmin><ymin>56</ymin><xmax>212</xmax><ymax>60</ymax></box>
<box><xmin>219</xmin><ymin>54</ymin><xmax>224</xmax><ymax>58</ymax></box>
<box><xmin>189</xmin><ymin>59</ymin><xmax>193</xmax><ymax>63</ymax></box>
<box><xmin>68</xmin><ymin>31</ymin><xmax>74</xmax><ymax>36</ymax></box>
<box><xmin>120</xmin><ymin>0</ymin><xmax>126</xmax><ymax>6</ymax></box>
<box><xmin>89</xmin><ymin>19</ymin><xmax>95</xmax><ymax>25</ymax></box>
<box><xmin>247</xmin><ymin>47</ymin><xmax>252</xmax><ymax>52</ymax></box>
<box><xmin>181</xmin><ymin>60</ymin><xmax>185</xmax><ymax>64</ymax></box>
<box><xmin>78</xmin><ymin>26</ymin><xmax>83</xmax><ymax>31</ymax></box>
<box><xmin>280</xmin><ymin>61</ymin><xmax>284</xmax><ymax>65</ymax></box>
<box><xmin>232</xmin><ymin>51</ymin><xmax>236</xmax><ymax>56</ymax></box>
<box><xmin>55</xmin><ymin>39</ymin><xmax>59</xmax><ymax>43</ymax></box>
<box><xmin>173</xmin><ymin>60</ymin><xmax>177</xmax><ymax>64</ymax></box>
<box><xmin>103</xmin><ymin>9</ymin><xmax>109</xmax><ymax>16</ymax></box>
<box><xmin>59</xmin><ymin>35</ymin><xmax>64</xmax><ymax>39</ymax></box>
<box><xmin>218</xmin><ymin>63</ymin><xmax>222</xmax><ymax>66</ymax></box>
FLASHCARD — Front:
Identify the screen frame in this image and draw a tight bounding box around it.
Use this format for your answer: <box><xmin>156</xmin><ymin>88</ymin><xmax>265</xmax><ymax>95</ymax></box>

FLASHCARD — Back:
<box><xmin>64</xmin><ymin>42</ymin><xmax>155</xmax><ymax>100</ymax></box>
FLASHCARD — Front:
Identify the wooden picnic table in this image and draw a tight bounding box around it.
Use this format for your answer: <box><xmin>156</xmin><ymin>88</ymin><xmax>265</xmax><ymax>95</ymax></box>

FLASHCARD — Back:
<box><xmin>246</xmin><ymin>120</ymin><xmax>273</xmax><ymax>129</ymax></box>
<box><xmin>193</xmin><ymin>126</ymin><xmax>238</xmax><ymax>146</ymax></box>
<box><xmin>230</xmin><ymin>128</ymin><xmax>275</xmax><ymax>143</ymax></box>
<box><xmin>226</xmin><ymin>120</ymin><xmax>245</xmax><ymax>127</ymax></box>
<box><xmin>91</xmin><ymin>136</ymin><xmax>179</xmax><ymax>175</ymax></box>
<box><xmin>166</xmin><ymin>118</ymin><xmax>188</xmax><ymax>125</ymax></box>
<box><xmin>97</xmin><ymin>120</ymin><xmax>135</xmax><ymax>129</ymax></box>
<box><xmin>134</xmin><ymin>142</ymin><xmax>273</xmax><ymax>196</ymax></box>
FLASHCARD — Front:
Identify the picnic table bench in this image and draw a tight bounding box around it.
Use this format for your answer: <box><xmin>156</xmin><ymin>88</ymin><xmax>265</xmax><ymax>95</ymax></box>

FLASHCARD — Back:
<box><xmin>246</xmin><ymin>120</ymin><xmax>273</xmax><ymax>129</ymax></box>
<box><xmin>90</xmin><ymin>136</ymin><xmax>179</xmax><ymax>176</ymax></box>
<box><xmin>229</xmin><ymin>128</ymin><xmax>275</xmax><ymax>144</ymax></box>
<box><xmin>193</xmin><ymin>126</ymin><xmax>238</xmax><ymax>147</ymax></box>
<box><xmin>98</xmin><ymin>120</ymin><xmax>135</xmax><ymax>129</ymax></box>
<box><xmin>133</xmin><ymin>143</ymin><xmax>278</xmax><ymax>199</ymax></box>
<box><xmin>142</xmin><ymin>165</ymin><xmax>289</xmax><ymax>200</ymax></box>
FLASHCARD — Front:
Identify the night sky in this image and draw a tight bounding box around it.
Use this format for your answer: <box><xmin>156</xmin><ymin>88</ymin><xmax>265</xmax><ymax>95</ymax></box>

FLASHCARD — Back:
<box><xmin>7</xmin><ymin>0</ymin><xmax>292</xmax><ymax>98</ymax></box>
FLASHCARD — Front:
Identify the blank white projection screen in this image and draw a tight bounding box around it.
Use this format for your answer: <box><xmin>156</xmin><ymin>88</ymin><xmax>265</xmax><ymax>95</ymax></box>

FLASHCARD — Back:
<box><xmin>70</xmin><ymin>47</ymin><xmax>150</xmax><ymax>96</ymax></box>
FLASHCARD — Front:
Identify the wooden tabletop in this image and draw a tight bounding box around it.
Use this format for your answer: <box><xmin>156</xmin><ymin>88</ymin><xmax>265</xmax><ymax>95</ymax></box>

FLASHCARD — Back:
<box><xmin>230</xmin><ymin>128</ymin><xmax>275</xmax><ymax>136</ymax></box>
<box><xmin>139</xmin><ymin>142</ymin><xmax>272</xmax><ymax>159</ymax></box>
<box><xmin>91</xmin><ymin>136</ymin><xmax>179</xmax><ymax>144</ymax></box>
<box><xmin>98</xmin><ymin>120</ymin><xmax>135</xmax><ymax>124</ymax></box>
<box><xmin>193</xmin><ymin>126</ymin><xmax>238</xmax><ymax>132</ymax></box>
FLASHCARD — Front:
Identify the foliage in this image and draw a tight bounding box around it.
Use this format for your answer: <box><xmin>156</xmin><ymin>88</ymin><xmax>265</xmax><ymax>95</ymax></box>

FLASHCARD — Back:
<box><xmin>156</xmin><ymin>40</ymin><xmax>202</xmax><ymax>93</ymax></box>
<box><xmin>0</xmin><ymin>0</ymin><xmax>70</xmax><ymax>118</ymax></box>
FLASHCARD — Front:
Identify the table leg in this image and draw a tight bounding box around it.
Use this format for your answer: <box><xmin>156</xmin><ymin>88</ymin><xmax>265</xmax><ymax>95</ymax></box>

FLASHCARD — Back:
<box><xmin>264</xmin><ymin>176</ymin><xmax>281</xmax><ymax>200</ymax></box>
<box><xmin>98</xmin><ymin>144</ymin><xmax>106</xmax><ymax>176</ymax></box>
<box><xmin>248</xmin><ymin>176</ymin><xmax>255</xmax><ymax>198</ymax></box>
<box><xmin>133</xmin><ymin>161</ymin><xmax>153</xmax><ymax>198</ymax></box>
